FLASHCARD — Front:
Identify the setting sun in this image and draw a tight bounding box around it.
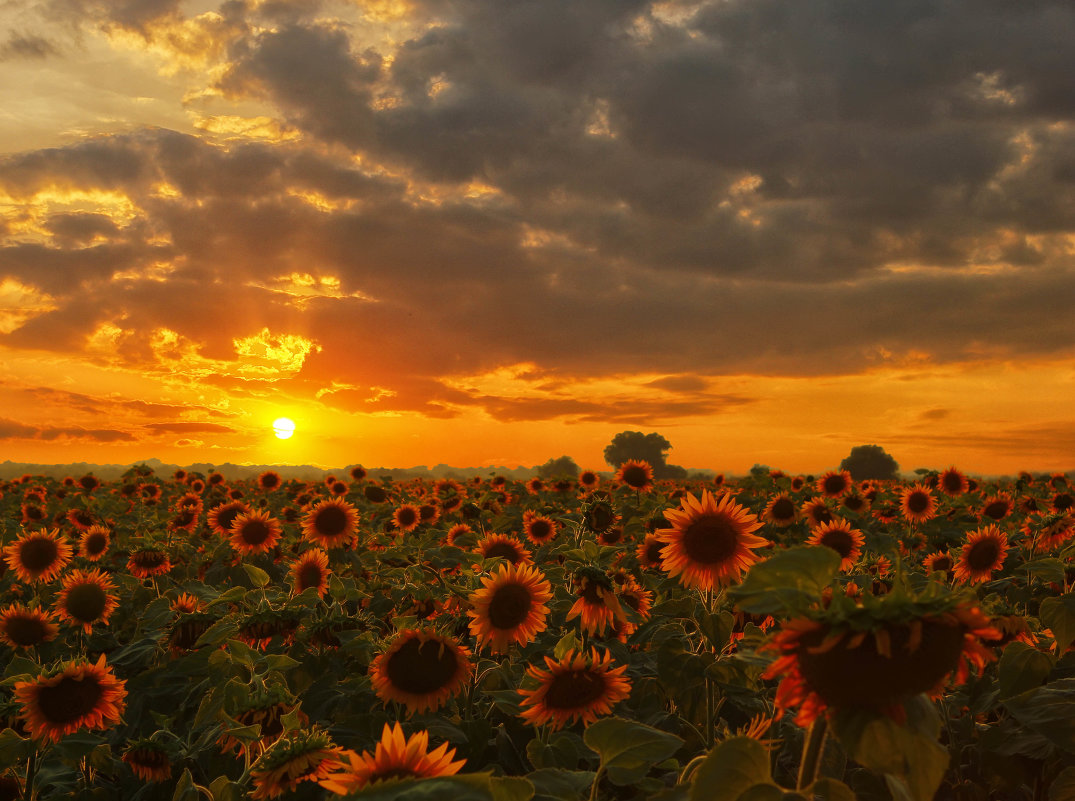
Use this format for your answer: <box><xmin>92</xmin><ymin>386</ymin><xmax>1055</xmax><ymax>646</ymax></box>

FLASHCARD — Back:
<box><xmin>272</xmin><ymin>417</ymin><xmax>296</xmax><ymax>439</ymax></box>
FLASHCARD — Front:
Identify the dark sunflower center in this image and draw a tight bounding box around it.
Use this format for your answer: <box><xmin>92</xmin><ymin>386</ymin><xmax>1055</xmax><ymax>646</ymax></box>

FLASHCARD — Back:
<box><xmin>930</xmin><ymin>555</ymin><xmax>953</xmax><ymax>572</ymax></box>
<box><xmin>967</xmin><ymin>539</ymin><xmax>1002</xmax><ymax>571</ymax></box>
<box><xmin>19</xmin><ymin>537</ymin><xmax>59</xmax><ymax>572</ymax></box>
<box><xmin>529</xmin><ymin>520</ymin><xmax>552</xmax><ymax>540</ymax></box>
<box><xmin>73</xmin><ymin>511</ymin><xmax>93</xmax><ymax>526</ymax></box>
<box><xmin>261</xmin><ymin>475</ymin><xmax>279</xmax><ymax>489</ymax></box>
<box><xmin>600</xmin><ymin>528</ymin><xmax>623</xmax><ymax>545</ymax></box>
<box><xmin>365</xmin><ymin>486</ymin><xmax>387</xmax><ymax>503</ymax></box>
<box><xmin>544</xmin><ymin>669</ymin><xmax>606</xmax><ymax>710</ymax></box>
<box><xmin>240</xmin><ymin>520</ymin><xmax>272</xmax><ymax>545</ymax></box>
<box><xmin>770</xmin><ymin>498</ymin><xmax>796</xmax><ymax>519</ymax></box>
<box><xmin>823</xmin><ymin>476</ymin><xmax>846</xmax><ymax>495</ymax></box>
<box><xmin>129</xmin><ymin>748</ymin><xmax>170</xmax><ymax>770</ymax></box>
<box><xmin>4</xmin><ymin>613</ymin><xmax>48</xmax><ymax>646</ymax></box>
<box><xmin>25</xmin><ymin>506</ymin><xmax>44</xmax><ymax>520</ymax></box>
<box><xmin>489</xmin><ymin>583</ymin><xmax>532</xmax><ymax>629</ymax></box>
<box><xmin>397</xmin><ymin>508</ymin><xmax>417</xmax><ymax>527</ymax></box>
<box><xmin>580</xmin><ymin>580</ymin><xmax>608</xmax><ymax>605</ymax></box>
<box><xmin>621</xmin><ymin>466</ymin><xmax>649</xmax><ymax>488</ymax></box>
<box><xmin>419</xmin><ymin>505</ymin><xmax>437</xmax><ymax>521</ymax></box>
<box><xmin>484</xmin><ymin>542</ymin><xmax>522</xmax><ymax>562</ymax></box>
<box><xmin>1055</xmin><ymin>494</ymin><xmax>1074</xmax><ymax>511</ymax></box>
<box><xmin>843</xmin><ymin>496</ymin><xmax>865</xmax><ymax>511</ymax></box>
<box><xmin>645</xmin><ymin>541</ymin><xmax>663</xmax><ymax>563</ymax></box>
<box><xmin>84</xmin><ymin>534</ymin><xmax>108</xmax><ymax>555</ymax></box>
<box><xmin>682</xmin><ymin>513</ymin><xmax>739</xmax><ymax>564</ymax></box>
<box><xmin>79</xmin><ymin>477</ymin><xmax>98</xmax><ymax>490</ymax></box>
<box><xmin>385</xmin><ymin>637</ymin><xmax>459</xmax><ymax>694</ymax></box>
<box><xmin>819</xmin><ymin>530</ymin><xmax>854</xmax><ymax>559</ymax></box>
<box><xmin>942</xmin><ymin>474</ymin><xmax>963</xmax><ymax>492</ymax></box>
<box><xmin>810</xmin><ymin>506</ymin><xmax>833</xmax><ymax>525</ymax></box>
<box><xmin>133</xmin><ymin>551</ymin><xmax>168</xmax><ymax>569</ymax></box>
<box><xmin>297</xmin><ymin>562</ymin><xmax>324</xmax><ymax>590</ymax></box>
<box><xmin>315</xmin><ymin>505</ymin><xmax>349</xmax><ymax>537</ymax></box>
<box><xmin>37</xmin><ymin>675</ymin><xmax>104</xmax><ymax>724</ymax></box>
<box><xmin>906</xmin><ymin>492</ymin><xmax>930</xmax><ymax>513</ymax></box>
<box><xmin>65</xmin><ymin>583</ymin><xmax>107</xmax><ymax>622</ymax></box>
<box><xmin>217</xmin><ymin>508</ymin><xmax>244</xmax><ymax>531</ymax></box>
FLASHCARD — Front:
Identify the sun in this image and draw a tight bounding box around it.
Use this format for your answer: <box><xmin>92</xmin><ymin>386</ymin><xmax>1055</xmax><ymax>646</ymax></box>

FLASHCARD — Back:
<box><xmin>272</xmin><ymin>417</ymin><xmax>296</xmax><ymax>439</ymax></box>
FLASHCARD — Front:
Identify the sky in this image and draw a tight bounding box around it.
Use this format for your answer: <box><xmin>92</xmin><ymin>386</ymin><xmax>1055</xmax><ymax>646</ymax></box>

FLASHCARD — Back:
<box><xmin>0</xmin><ymin>0</ymin><xmax>1073</xmax><ymax>475</ymax></box>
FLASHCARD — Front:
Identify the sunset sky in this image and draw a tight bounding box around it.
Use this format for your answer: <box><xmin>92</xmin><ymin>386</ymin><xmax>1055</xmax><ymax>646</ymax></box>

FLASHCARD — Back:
<box><xmin>1</xmin><ymin>0</ymin><xmax>1073</xmax><ymax>475</ymax></box>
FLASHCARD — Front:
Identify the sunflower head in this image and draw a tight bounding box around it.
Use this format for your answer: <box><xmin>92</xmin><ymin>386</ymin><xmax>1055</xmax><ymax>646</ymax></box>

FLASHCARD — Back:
<box><xmin>0</xmin><ymin>604</ymin><xmax>59</xmax><ymax>649</ymax></box>
<box><xmin>3</xmin><ymin>528</ymin><xmax>73</xmax><ymax>584</ymax></box>
<box><xmin>13</xmin><ymin>655</ymin><xmax>127</xmax><ymax>743</ymax></box>
<box><xmin>123</xmin><ymin>739</ymin><xmax>173</xmax><ymax>782</ymax></box>
<box><xmin>467</xmin><ymin>562</ymin><xmax>553</xmax><ymax>653</ymax></box>
<box><xmin>249</xmin><ymin>728</ymin><xmax>343</xmax><ymax>800</ymax></box>
<box><xmin>369</xmin><ymin>629</ymin><xmax>473</xmax><ymax>714</ymax></box>
<box><xmin>616</xmin><ymin>460</ymin><xmax>654</xmax><ymax>492</ymax></box>
<box><xmin>302</xmin><ymin>498</ymin><xmax>359</xmax><ymax>548</ymax></box>
<box><xmin>518</xmin><ymin>647</ymin><xmax>631</xmax><ymax>731</ymax></box>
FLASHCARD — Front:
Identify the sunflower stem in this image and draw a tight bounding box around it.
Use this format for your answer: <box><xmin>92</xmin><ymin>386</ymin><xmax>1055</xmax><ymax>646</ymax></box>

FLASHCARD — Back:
<box><xmin>704</xmin><ymin>677</ymin><xmax>715</xmax><ymax>750</ymax></box>
<box><xmin>587</xmin><ymin>766</ymin><xmax>605</xmax><ymax>801</ymax></box>
<box><xmin>796</xmin><ymin>717</ymin><xmax>828</xmax><ymax>791</ymax></box>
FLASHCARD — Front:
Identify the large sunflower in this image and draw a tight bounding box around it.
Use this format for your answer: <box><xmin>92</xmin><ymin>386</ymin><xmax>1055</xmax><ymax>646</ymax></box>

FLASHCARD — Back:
<box><xmin>659</xmin><ymin>490</ymin><xmax>767</xmax><ymax>590</ymax></box>
<box><xmin>566</xmin><ymin>569</ymin><xmax>627</xmax><ymax>637</ymax></box>
<box><xmin>804</xmin><ymin>519</ymin><xmax>864</xmax><ymax>572</ymax></box>
<box><xmin>14</xmin><ymin>655</ymin><xmax>127</xmax><ymax>743</ymax></box>
<box><xmin>392</xmin><ymin>504</ymin><xmax>421</xmax><ymax>534</ymax></box>
<box><xmin>369</xmin><ymin>629</ymin><xmax>473</xmax><ymax>714</ymax></box>
<box><xmin>523</xmin><ymin>512</ymin><xmax>559</xmax><ymax>546</ymax></box>
<box><xmin>0</xmin><ymin>604</ymin><xmax>58</xmax><ymax>649</ymax></box>
<box><xmin>816</xmin><ymin>470</ymin><xmax>853</xmax><ymax>499</ymax></box>
<box><xmin>953</xmin><ymin>525</ymin><xmax>1008</xmax><ymax>585</ymax></box>
<box><xmin>302</xmin><ymin>498</ymin><xmax>359</xmax><ymax>549</ymax></box>
<box><xmin>616</xmin><ymin>460</ymin><xmax>654</xmax><ymax>492</ymax></box>
<box><xmin>467</xmin><ymin>563</ymin><xmax>553</xmax><ymax>653</ymax></box>
<box><xmin>937</xmin><ymin>466</ymin><xmax>969</xmax><ymax>497</ymax></box>
<box><xmin>79</xmin><ymin>525</ymin><xmax>111</xmax><ymax>561</ymax></box>
<box><xmin>762</xmin><ymin>493</ymin><xmax>800</xmax><ymax>527</ymax></box>
<box><xmin>475</xmin><ymin>533</ymin><xmax>533</xmax><ymax>566</ymax></box>
<box><xmin>900</xmin><ymin>483</ymin><xmax>938</xmax><ymax>524</ymax></box>
<box><xmin>54</xmin><ymin>568</ymin><xmax>119</xmax><ymax>633</ymax></box>
<box><xmin>318</xmin><ymin>723</ymin><xmax>465</xmax><ymax>794</ymax></box>
<box><xmin>518</xmin><ymin>648</ymin><xmax>631</xmax><ymax>731</ymax></box>
<box><xmin>229</xmin><ymin>511</ymin><xmax>283</xmax><ymax>557</ymax></box>
<box><xmin>208</xmin><ymin>501</ymin><xmax>252</xmax><ymax>537</ymax></box>
<box><xmin>763</xmin><ymin>604</ymin><xmax>998</xmax><ymax>727</ymax></box>
<box><xmin>290</xmin><ymin>549</ymin><xmax>331</xmax><ymax>597</ymax></box>
<box><xmin>3</xmin><ymin>528</ymin><xmax>72</xmax><ymax>584</ymax></box>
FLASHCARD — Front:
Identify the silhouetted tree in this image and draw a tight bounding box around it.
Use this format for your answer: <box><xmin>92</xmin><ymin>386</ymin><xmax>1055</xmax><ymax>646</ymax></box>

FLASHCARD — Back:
<box><xmin>603</xmin><ymin>431</ymin><xmax>686</xmax><ymax>479</ymax></box>
<box><xmin>536</xmin><ymin>455</ymin><xmax>580</xmax><ymax>479</ymax></box>
<box><xmin>839</xmin><ymin>445</ymin><xmax>900</xmax><ymax>481</ymax></box>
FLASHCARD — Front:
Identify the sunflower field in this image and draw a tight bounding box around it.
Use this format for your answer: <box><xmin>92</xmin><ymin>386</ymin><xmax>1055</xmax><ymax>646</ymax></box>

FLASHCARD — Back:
<box><xmin>1</xmin><ymin>463</ymin><xmax>1074</xmax><ymax>800</ymax></box>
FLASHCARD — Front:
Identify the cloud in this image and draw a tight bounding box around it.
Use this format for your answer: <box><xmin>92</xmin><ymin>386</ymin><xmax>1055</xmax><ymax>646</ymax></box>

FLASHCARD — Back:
<box><xmin>0</xmin><ymin>32</ymin><xmax>60</xmax><ymax>60</ymax></box>
<box><xmin>142</xmin><ymin>422</ymin><xmax>234</xmax><ymax>434</ymax></box>
<box><xmin>0</xmin><ymin>418</ymin><xmax>136</xmax><ymax>442</ymax></box>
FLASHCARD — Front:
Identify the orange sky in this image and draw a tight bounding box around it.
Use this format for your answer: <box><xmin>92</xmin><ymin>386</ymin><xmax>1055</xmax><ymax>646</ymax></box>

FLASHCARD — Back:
<box><xmin>1</xmin><ymin>0</ymin><xmax>1073</xmax><ymax>475</ymax></box>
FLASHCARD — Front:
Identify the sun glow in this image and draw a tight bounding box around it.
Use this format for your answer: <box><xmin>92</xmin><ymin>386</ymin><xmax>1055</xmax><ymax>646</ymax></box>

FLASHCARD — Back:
<box><xmin>272</xmin><ymin>417</ymin><xmax>296</xmax><ymax>439</ymax></box>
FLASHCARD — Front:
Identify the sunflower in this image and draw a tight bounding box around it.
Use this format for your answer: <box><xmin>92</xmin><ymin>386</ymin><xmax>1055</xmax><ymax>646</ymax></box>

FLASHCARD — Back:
<box><xmin>168</xmin><ymin>612</ymin><xmax>218</xmax><ymax>653</ymax></box>
<box><xmin>249</xmin><ymin>728</ymin><xmax>344</xmax><ymax>800</ymax></box>
<box><xmin>467</xmin><ymin>563</ymin><xmax>553</xmax><ymax>653</ymax></box>
<box><xmin>804</xmin><ymin>519</ymin><xmax>864</xmax><ymax>572</ymax></box>
<box><xmin>523</xmin><ymin>513</ymin><xmax>559</xmax><ymax>546</ymax></box>
<box><xmin>1027</xmin><ymin>512</ymin><xmax>1075</xmax><ymax>552</ymax></box>
<box><xmin>369</xmin><ymin>629</ymin><xmax>473</xmax><ymax>714</ymax></box>
<box><xmin>0</xmin><ymin>604</ymin><xmax>58</xmax><ymax>649</ymax></box>
<box><xmin>417</xmin><ymin>503</ymin><xmax>440</xmax><ymax>526</ymax></box>
<box><xmin>978</xmin><ymin>492</ymin><xmax>1014</xmax><ymax>521</ymax></box>
<box><xmin>229</xmin><ymin>511</ymin><xmax>283</xmax><ymax>557</ymax></box>
<box><xmin>3</xmin><ymin>528</ymin><xmax>73</xmax><ymax>583</ymax></box>
<box><xmin>257</xmin><ymin>471</ymin><xmax>282</xmax><ymax>492</ymax></box>
<box><xmin>953</xmin><ymin>525</ymin><xmax>1009</xmax><ymax>585</ymax></box>
<box><xmin>475</xmin><ymin>533</ymin><xmax>533</xmax><ymax>565</ymax></box>
<box><xmin>518</xmin><ymin>648</ymin><xmax>631</xmax><ymax>731</ymax></box>
<box><xmin>445</xmin><ymin>524</ymin><xmax>476</xmax><ymax>547</ymax></box>
<box><xmin>364</xmin><ymin>484</ymin><xmax>388</xmax><ymax>503</ymax></box>
<box><xmin>636</xmin><ymin>534</ymin><xmax>665</xmax><ymax>569</ymax></box>
<box><xmin>762</xmin><ymin>493</ymin><xmax>800</xmax><ymax>527</ymax></box>
<box><xmin>208</xmin><ymin>501</ymin><xmax>252</xmax><ymax>537</ymax></box>
<box><xmin>659</xmin><ymin>490</ymin><xmax>767</xmax><ymax>591</ymax></box>
<box><xmin>922</xmin><ymin>551</ymin><xmax>954</xmax><ymax>579</ymax></box>
<box><xmin>900</xmin><ymin>483</ymin><xmax>938</xmax><ymax>524</ymax></box>
<box><xmin>614</xmin><ymin>576</ymin><xmax>653</xmax><ymax>640</ymax></box>
<box><xmin>616</xmin><ymin>460</ymin><xmax>654</xmax><ymax>492</ymax></box>
<box><xmin>319</xmin><ymin>722</ymin><xmax>465</xmax><ymax>794</ymax></box>
<box><xmin>20</xmin><ymin>502</ymin><xmax>47</xmax><ymax>526</ymax></box>
<box><xmin>526</xmin><ymin>477</ymin><xmax>545</xmax><ymax>495</ymax></box>
<box><xmin>800</xmin><ymin>497</ymin><xmax>834</xmax><ymax>527</ymax></box>
<box><xmin>1052</xmin><ymin>492</ymin><xmax>1075</xmax><ymax>513</ymax></box>
<box><xmin>579</xmin><ymin>470</ymin><xmax>600</xmax><ymax>490</ymax></box>
<box><xmin>14</xmin><ymin>655</ymin><xmax>127</xmax><ymax>743</ymax></box>
<box><xmin>127</xmin><ymin>549</ymin><xmax>172</xmax><ymax>579</ymax></box>
<box><xmin>170</xmin><ymin>593</ymin><xmax>204</xmax><ymax>614</ymax></box>
<box><xmin>762</xmin><ymin>604</ymin><xmax>999</xmax><ymax>727</ymax></box>
<box><xmin>291</xmin><ymin>549</ymin><xmax>331</xmax><ymax>597</ymax></box>
<box><xmin>840</xmin><ymin>492</ymin><xmax>871</xmax><ymax>516</ymax></box>
<box><xmin>567</xmin><ymin>569</ymin><xmax>628</xmax><ymax>637</ymax></box>
<box><xmin>54</xmin><ymin>569</ymin><xmax>119</xmax><ymax>634</ymax></box>
<box><xmin>78</xmin><ymin>475</ymin><xmax>100</xmax><ymax>493</ymax></box>
<box><xmin>816</xmin><ymin>470</ymin><xmax>853</xmax><ymax>499</ymax></box>
<box><xmin>392</xmin><ymin>504</ymin><xmax>421</xmax><ymax>534</ymax></box>
<box><xmin>938</xmin><ymin>467</ymin><xmax>969</xmax><ymax>497</ymax></box>
<box><xmin>66</xmin><ymin>508</ymin><xmax>96</xmax><ymax>531</ymax></box>
<box><xmin>301</xmin><ymin>498</ymin><xmax>359</xmax><ymax>549</ymax></box>
<box><xmin>123</xmin><ymin>740</ymin><xmax>172</xmax><ymax>782</ymax></box>
<box><xmin>219</xmin><ymin>686</ymin><xmax>304</xmax><ymax>756</ymax></box>
<box><xmin>79</xmin><ymin>525</ymin><xmax>111</xmax><ymax>561</ymax></box>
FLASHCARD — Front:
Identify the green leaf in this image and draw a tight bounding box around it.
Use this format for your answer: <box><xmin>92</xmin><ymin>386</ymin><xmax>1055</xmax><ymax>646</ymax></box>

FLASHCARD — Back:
<box><xmin>811</xmin><ymin>778</ymin><xmax>857</xmax><ymax>801</ymax></box>
<box><xmin>1004</xmin><ymin>678</ymin><xmax>1075</xmax><ymax>753</ymax></box>
<box><xmin>554</xmin><ymin>631</ymin><xmax>581</xmax><ymax>659</ymax></box>
<box><xmin>173</xmin><ymin>768</ymin><xmax>201</xmax><ymax>801</ymax></box>
<box><xmin>241</xmin><ymin>562</ymin><xmax>270</xmax><ymax>588</ymax></box>
<box><xmin>698</xmin><ymin>611</ymin><xmax>735</xmax><ymax>652</ymax></box>
<box><xmin>833</xmin><ymin>707</ymin><xmax>948</xmax><ymax>801</ymax></box>
<box><xmin>1049</xmin><ymin>766</ymin><xmax>1075</xmax><ymax>801</ymax></box>
<box><xmin>1040</xmin><ymin>595</ymin><xmax>1075</xmax><ymax>653</ymax></box>
<box><xmin>688</xmin><ymin>737</ymin><xmax>772</xmax><ymax>801</ymax></box>
<box><xmin>583</xmin><ymin>717</ymin><xmax>683</xmax><ymax>786</ymax></box>
<box><xmin>1023</xmin><ymin>557</ymin><xmax>1067</xmax><ymax>585</ymax></box>
<box><xmin>342</xmin><ymin>773</ymin><xmax>520</xmax><ymax>800</ymax></box>
<box><xmin>728</xmin><ymin>546</ymin><xmax>841</xmax><ymax>617</ymax></box>
<box><xmin>997</xmin><ymin>642</ymin><xmax>1055</xmax><ymax>699</ymax></box>
<box><xmin>527</xmin><ymin>769</ymin><xmax>596</xmax><ymax>801</ymax></box>
<box><xmin>209</xmin><ymin>776</ymin><xmax>245</xmax><ymax>801</ymax></box>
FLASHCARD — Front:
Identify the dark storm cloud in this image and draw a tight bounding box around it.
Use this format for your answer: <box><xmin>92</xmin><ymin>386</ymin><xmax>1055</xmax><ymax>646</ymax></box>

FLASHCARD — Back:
<box><xmin>2</xmin><ymin>1</ymin><xmax>1075</xmax><ymax>424</ymax></box>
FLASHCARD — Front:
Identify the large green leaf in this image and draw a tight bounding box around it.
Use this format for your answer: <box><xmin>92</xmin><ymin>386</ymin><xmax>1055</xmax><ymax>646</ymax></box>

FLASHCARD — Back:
<box><xmin>1040</xmin><ymin>595</ymin><xmax>1075</xmax><ymax>653</ymax></box>
<box><xmin>527</xmin><ymin>769</ymin><xmax>597</xmax><ymax>801</ymax></box>
<box><xmin>728</xmin><ymin>547</ymin><xmax>841</xmax><ymax>617</ymax></box>
<box><xmin>997</xmin><ymin>642</ymin><xmax>1054</xmax><ymax>699</ymax></box>
<box><xmin>688</xmin><ymin>737</ymin><xmax>772</xmax><ymax>801</ymax></box>
<box><xmin>1004</xmin><ymin>678</ymin><xmax>1075</xmax><ymax>754</ymax></box>
<box><xmin>341</xmin><ymin>774</ymin><xmax>533</xmax><ymax>800</ymax></box>
<box><xmin>1049</xmin><ymin>766</ymin><xmax>1075</xmax><ymax>801</ymax></box>
<box><xmin>583</xmin><ymin>717</ymin><xmax>683</xmax><ymax>786</ymax></box>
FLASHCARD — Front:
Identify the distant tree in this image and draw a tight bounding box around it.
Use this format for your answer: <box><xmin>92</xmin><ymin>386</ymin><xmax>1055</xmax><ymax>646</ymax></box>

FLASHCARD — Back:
<box><xmin>603</xmin><ymin>431</ymin><xmax>687</xmax><ymax>479</ymax></box>
<box><xmin>839</xmin><ymin>445</ymin><xmax>900</xmax><ymax>481</ymax></box>
<box><xmin>536</xmin><ymin>455</ymin><xmax>580</xmax><ymax>479</ymax></box>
